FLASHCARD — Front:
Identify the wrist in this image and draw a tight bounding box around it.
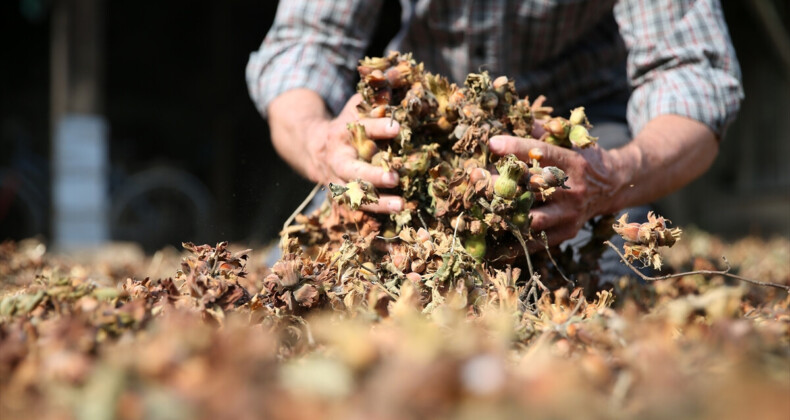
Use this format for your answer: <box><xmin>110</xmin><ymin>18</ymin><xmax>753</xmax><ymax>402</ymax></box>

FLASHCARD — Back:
<box><xmin>268</xmin><ymin>90</ymin><xmax>333</xmax><ymax>182</ymax></box>
<box><xmin>604</xmin><ymin>143</ymin><xmax>643</xmax><ymax>213</ymax></box>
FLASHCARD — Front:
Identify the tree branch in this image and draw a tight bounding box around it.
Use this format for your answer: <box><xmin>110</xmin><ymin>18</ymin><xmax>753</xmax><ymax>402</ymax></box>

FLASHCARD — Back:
<box><xmin>603</xmin><ymin>241</ymin><xmax>790</xmax><ymax>292</ymax></box>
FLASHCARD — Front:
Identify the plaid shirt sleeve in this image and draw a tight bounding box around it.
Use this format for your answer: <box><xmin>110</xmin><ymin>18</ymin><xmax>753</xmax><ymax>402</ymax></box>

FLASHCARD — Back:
<box><xmin>245</xmin><ymin>1</ymin><xmax>383</xmax><ymax>118</ymax></box>
<box><xmin>614</xmin><ymin>0</ymin><xmax>743</xmax><ymax>138</ymax></box>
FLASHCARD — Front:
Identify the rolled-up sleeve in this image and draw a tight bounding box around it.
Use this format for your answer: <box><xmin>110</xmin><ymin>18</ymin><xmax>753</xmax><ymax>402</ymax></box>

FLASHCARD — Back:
<box><xmin>614</xmin><ymin>0</ymin><xmax>743</xmax><ymax>138</ymax></box>
<box><xmin>246</xmin><ymin>0</ymin><xmax>383</xmax><ymax>118</ymax></box>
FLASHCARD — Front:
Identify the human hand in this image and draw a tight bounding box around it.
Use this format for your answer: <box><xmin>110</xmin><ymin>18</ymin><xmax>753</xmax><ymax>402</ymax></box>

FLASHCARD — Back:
<box><xmin>303</xmin><ymin>94</ymin><xmax>404</xmax><ymax>213</ymax></box>
<box><xmin>489</xmin><ymin>135</ymin><xmax>626</xmax><ymax>246</ymax></box>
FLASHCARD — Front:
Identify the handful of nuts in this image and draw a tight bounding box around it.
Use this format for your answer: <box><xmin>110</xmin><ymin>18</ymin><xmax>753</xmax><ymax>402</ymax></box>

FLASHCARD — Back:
<box><xmin>270</xmin><ymin>52</ymin><xmax>677</xmax><ymax>316</ymax></box>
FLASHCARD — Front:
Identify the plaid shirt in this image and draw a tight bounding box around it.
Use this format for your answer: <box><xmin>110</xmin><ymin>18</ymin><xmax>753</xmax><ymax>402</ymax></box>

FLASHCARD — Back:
<box><xmin>246</xmin><ymin>0</ymin><xmax>742</xmax><ymax>138</ymax></box>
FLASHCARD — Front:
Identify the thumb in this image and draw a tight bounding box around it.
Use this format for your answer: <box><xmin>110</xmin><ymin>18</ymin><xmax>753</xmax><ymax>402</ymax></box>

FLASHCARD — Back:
<box><xmin>338</xmin><ymin>94</ymin><xmax>364</xmax><ymax>120</ymax></box>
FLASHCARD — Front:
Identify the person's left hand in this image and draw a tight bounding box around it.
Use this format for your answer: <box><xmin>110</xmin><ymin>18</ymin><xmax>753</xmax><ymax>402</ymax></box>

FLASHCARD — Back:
<box><xmin>489</xmin><ymin>135</ymin><xmax>626</xmax><ymax>246</ymax></box>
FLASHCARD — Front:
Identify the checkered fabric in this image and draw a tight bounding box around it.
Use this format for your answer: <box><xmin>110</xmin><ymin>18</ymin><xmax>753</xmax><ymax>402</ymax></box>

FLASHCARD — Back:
<box><xmin>246</xmin><ymin>0</ymin><xmax>742</xmax><ymax>138</ymax></box>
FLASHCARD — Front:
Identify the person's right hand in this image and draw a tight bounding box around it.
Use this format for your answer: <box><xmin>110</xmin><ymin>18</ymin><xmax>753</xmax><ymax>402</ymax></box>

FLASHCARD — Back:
<box><xmin>302</xmin><ymin>94</ymin><xmax>404</xmax><ymax>213</ymax></box>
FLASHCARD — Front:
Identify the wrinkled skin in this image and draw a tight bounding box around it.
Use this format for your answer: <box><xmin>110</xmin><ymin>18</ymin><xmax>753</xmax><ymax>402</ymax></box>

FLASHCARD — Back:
<box><xmin>488</xmin><ymin>114</ymin><xmax>719</xmax><ymax>248</ymax></box>
<box><xmin>270</xmin><ymin>87</ymin><xmax>717</xmax><ymax>245</ymax></box>
<box><xmin>489</xmin><ymin>135</ymin><xmax>623</xmax><ymax>246</ymax></box>
<box><xmin>304</xmin><ymin>95</ymin><xmax>405</xmax><ymax>213</ymax></box>
<box><xmin>269</xmin><ymin>91</ymin><xmax>405</xmax><ymax>213</ymax></box>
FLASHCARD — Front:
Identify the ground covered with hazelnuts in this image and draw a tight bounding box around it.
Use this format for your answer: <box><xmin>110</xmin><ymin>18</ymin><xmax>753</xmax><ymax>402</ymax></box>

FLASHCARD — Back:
<box><xmin>3</xmin><ymin>52</ymin><xmax>788</xmax><ymax>419</ymax></box>
<box><xmin>0</xmin><ymin>233</ymin><xmax>788</xmax><ymax>420</ymax></box>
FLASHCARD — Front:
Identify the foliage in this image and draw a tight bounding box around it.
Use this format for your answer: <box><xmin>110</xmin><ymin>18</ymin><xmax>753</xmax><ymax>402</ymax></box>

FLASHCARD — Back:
<box><xmin>0</xmin><ymin>234</ymin><xmax>788</xmax><ymax>420</ymax></box>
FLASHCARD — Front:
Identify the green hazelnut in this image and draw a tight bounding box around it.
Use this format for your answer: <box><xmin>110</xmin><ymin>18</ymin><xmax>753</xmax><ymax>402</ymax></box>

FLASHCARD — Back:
<box><xmin>464</xmin><ymin>232</ymin><xmax>488</xmax><ymax>260</ymax></box>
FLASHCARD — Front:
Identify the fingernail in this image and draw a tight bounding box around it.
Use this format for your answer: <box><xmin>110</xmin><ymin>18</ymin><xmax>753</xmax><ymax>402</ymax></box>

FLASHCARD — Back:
<box><xmin>382</xmin><ymin>171</ymin><xmax>399</xmax><ymax>186</ymax></box>
<box><xmin>387</xmin><ymin>121</ymin><xmax>400</xmax><ymax>135</ymax></box>
<box><xmin>387</xmin><ymin>199</ymin><xmax>403</xmax><ymax>212</ymax></box>
<box><xmin>489</xmin><ymin>137</ymin><xmax>504</xmax><ymax>153</ymax></box>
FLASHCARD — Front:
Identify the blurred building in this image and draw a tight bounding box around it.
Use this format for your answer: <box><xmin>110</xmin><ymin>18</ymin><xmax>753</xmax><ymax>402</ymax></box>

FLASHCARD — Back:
<box><xmin>1</xmin><ymin>0</ymin><xmax>788</xmax><ymax>251</ymax></box>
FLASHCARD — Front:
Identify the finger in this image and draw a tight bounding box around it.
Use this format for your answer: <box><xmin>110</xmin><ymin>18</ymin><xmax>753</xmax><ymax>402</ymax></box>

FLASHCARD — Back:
<box><xmin>334</xmin><ymin>157</ymin><xmax>400</xmax><ymax>188</ymax></box>
<box><xmin>532</xmin><ymin>120</ymin><xmax>547</xmax><ymax>138</ymax></box>
<box><xmin>338</xmin><ymin>94</ymin><xmax>364</xmax><ymax>119</ymax></box>
<box><xmin>530</xmin><ymin>203</ymin><xmax>587</xmax><ymax>244</ymax></box>
<box><xmin>489</xmin><ymin>135</ymin><xmax>576</xmax><ymax>168</ymax></box>
<box><xmin>358</xmin><ymin>118</ymin><xmax>400</xmax><ymax>139</ymax></box>
<box><xmin>527</xmin><ymin>203</ymin><xmax>565</xmax><ymax>232</ymax></box>
<box><xmin>360</xmin><ymin>195</ymin><xmax>405</xmax><ymax>214</ymax></box>
<box><xmin>325</xmin><ymin>173</ymin><xmax>402</xmax><ymax>214</ymax></box>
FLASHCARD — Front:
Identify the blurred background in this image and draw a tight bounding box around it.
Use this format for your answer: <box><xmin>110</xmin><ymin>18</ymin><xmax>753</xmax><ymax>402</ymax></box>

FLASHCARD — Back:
<box><xmin>1</xmin><ymin>0</ymin><xmax>788</xmax><ymax>253</ymax></box>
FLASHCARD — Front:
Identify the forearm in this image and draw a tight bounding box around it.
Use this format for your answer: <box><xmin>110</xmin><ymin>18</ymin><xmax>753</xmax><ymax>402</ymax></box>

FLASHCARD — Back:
<box><xmin>268</xmin><ymin>89</ymin><xmax>332</xmax><ymax>181</ymax></box>
<box><xmin>246</xmin><ymin>1</ymin><xmax>383</xmax><ymax>119</ymax></box>
<box><xmin>607</xmin><ymin>114</ymin><xmax>719</xmax><ymax>212</ymax></box>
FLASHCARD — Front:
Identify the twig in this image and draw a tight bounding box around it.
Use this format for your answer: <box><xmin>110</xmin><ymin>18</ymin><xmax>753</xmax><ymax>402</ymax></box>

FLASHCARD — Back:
<box><xmin>282</xmin><ymin>183</ymin><xmax>322</xmax><ymax>231</ymax></box>
<box><xmin>506</xmin><ymin>220</ymin><xmax>534</xmax><ymax>279</ymax></box>
<box><xmin>450</xmin><ymin>212</ymin><xmax>463</xmax><ymax>254</ymax></box>
<box><xmin>603</xmin><ymin>241</ymin><xmax>790</xmax><ymax>292</ymax></box>
<box><xmin>348</xmin><ymin>258</ymin><xmax>398</xmax><ymax>299</ymax></box>
<box><xmin>566</xmin><ymin>296</ymin><xmax>585</xmax><ymax>320</ymax></box>
<box><xmin>530</xmin><ymin>271</ymin><xmax>549</xmax><ymax>292</ymax></box>
<box><xmin>416</xmin><ymin>209</ymin><xmax>429</xmax><ymax>231</ymax></box>
<box><xmin>558</xmin><ymin>297</ymin><xmax>585</xmax><ymax>331</ymax></box>
<box><xmin>539</xmin><ymin>231</ymin><xmax>573</xmax><ymax>286</ymax></box>
<box><xmin>526</xmin><ymin>283</ymin><xmax>540</xmax><ymax>314</ymax></box>
<box><xmin>370</xmin><ymin>279</ymin><xmax>398</xmax><ymax>300</ymax></box>
<box><xmin>548</xmin><ymin>297</ymin><xmax>586</xmax><ymax>336</ymax></box>
<box><xmin>476</xmin><ymin>197</ymin><xmax>493</xmax><ymax>212</ymax></box>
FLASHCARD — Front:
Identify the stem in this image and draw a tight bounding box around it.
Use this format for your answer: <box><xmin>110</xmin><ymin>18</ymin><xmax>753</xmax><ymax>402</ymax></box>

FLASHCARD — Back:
<box><xmin>417</xmin><ymin>209</ymin><xmax>429</xmax><ymax>231</ymax></box>
<box><xmin>603</xmin><ymin>241</ymin><xmax>790</xmax><ymax>292</ymax></box>
<box><xmin>506</xmin><ymin>220</ymin><xmax>534</xmax><ymax>278</ymax></box>
<box><xmin>282</xmin><ymin>183</ymin><xmax>322</xmax><ymax>231</ymax></box>
<box><xmin>450</xmin><ymin>212</ymin><xmax>463</xmax><ymax>254</ymax></box>
<box><xmin>540</xmin><ymin>231</ymin><xmax>573</xmax><ymax>286</ymax></box>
